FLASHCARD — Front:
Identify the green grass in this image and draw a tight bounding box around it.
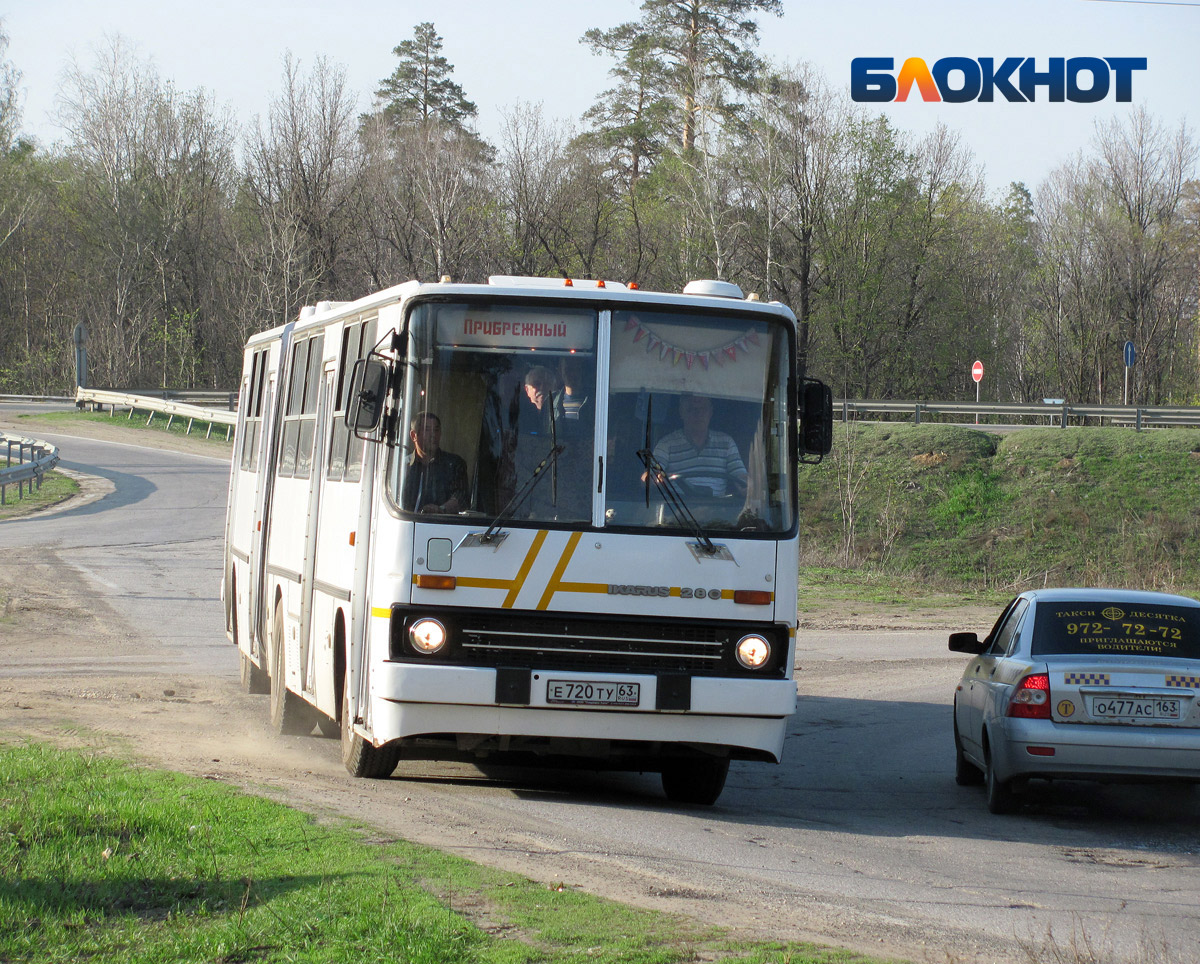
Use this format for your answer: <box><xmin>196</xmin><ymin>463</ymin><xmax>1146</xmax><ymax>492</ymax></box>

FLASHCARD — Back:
<box><xmin>0</xmin><ymin>743</ymin><xmax>891</xmax><ymax>964</ymax></box>
<box><xmin>0</xmin><ymin>470</ymin><xmax>79</xmax><ymax>520</ymax></box>
<box><xmin>14</xmin><ymin>409</ymin><xmax>234</xmax><ymax>446</ymax></box>
<box><xmin>798</xmin><ymin>424</ymin><xmax>1200</xmax><ymax>597</ymax></box>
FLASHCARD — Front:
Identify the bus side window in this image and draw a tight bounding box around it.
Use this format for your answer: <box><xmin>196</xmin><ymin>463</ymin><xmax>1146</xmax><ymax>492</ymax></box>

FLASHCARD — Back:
<box><xmin>327</xmin><ymin>320</ymin><xmax>376</xmax><ymax>483</ymax></box>
<box><xmin>240</xmin><ymin>349</ymin><xmax>268</xmax><ymax>472</ymax></box>
<box><xmin>280</xmin><ymin>338</ymin><xmax>310</xmax><ymax>478</ymax></box>
<box><xmin>294</xmin><ymin>334</ymin><xmax>324</xmax><ymax>479</ymax></box>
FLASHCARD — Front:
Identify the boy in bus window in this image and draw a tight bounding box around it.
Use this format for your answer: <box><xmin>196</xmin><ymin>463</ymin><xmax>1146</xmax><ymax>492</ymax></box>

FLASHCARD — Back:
<box><xmin>402</xmin><ymin>412</ymin><xmax>469</xmax><ymax>514</ymax></box>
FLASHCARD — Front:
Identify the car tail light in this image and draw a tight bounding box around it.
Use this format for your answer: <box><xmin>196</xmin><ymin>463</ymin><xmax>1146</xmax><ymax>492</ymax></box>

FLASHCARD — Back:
<box><xmin>1008</xmin><ymin>673</ymin><xmax>1051</xmax><ymax>719</ymax></box>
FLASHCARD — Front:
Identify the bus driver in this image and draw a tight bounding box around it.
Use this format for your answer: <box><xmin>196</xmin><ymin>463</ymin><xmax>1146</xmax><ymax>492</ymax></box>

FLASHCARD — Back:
<box><xmin>650</xmin><ymin>394</ymin><xmax>747</xmax><ymax>498</ymax></box>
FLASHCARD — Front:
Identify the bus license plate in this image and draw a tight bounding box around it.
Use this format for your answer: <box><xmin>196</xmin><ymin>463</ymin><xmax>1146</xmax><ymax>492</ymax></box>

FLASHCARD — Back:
<box><xmin>1090</xmin><ymin>697</ymin><xmax>1180</xmax><ymax>721</ymax></box>
<box><xmin>546</xmin><ymin>680</ymin><xmax>640</xmax><ymax>707</ymax></box>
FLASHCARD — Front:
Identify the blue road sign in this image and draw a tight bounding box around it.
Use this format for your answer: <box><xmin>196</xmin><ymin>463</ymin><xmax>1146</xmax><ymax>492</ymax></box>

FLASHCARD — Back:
<box><xmin>1124</xmin><ymin>340</ymin><xmax>1136</xmax><ymax>367</ymax></box>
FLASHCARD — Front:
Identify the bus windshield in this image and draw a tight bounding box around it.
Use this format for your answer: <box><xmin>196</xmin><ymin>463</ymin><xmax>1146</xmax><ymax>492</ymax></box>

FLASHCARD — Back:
<box><xmin>388</xmin><ymin>300</ymin><xmax>794</xmax><ymax>534</ymax></box>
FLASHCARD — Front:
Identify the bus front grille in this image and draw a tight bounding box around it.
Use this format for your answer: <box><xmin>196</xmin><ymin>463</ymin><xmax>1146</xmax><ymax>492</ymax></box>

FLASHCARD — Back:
<box><xmin>391</xmin><ymin>609</ymin><xmax>788</xmax><ymax>678</ymax></box>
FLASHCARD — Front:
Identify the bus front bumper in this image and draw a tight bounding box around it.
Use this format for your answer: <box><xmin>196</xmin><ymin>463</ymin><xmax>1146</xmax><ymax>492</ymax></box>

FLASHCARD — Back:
<box><xmin>367</xmin><ymin>662</ymin><xmax>796</xmax><ymax>762</ymax></box>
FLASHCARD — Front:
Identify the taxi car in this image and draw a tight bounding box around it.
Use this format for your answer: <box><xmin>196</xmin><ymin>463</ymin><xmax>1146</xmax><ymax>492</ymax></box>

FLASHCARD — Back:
<box><xmin>950</xmin><ymin>588</ymin><xmax>1200</xmax><ymax>813</ymax></box>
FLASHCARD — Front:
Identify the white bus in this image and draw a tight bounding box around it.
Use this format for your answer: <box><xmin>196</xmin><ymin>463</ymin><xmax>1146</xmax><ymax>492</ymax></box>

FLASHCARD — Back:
<box><xmin>223</xmin><ymin>276</ymin><xmax>831</xmax><ymax>804</ymax></box>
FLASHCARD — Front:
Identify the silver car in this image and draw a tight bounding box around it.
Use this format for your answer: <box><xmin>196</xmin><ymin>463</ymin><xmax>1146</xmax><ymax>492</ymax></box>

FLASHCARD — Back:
<box><xmin>950</xmin><ymin>588</ymin><xmax>1200</xmax><ymax>813</ymax></box>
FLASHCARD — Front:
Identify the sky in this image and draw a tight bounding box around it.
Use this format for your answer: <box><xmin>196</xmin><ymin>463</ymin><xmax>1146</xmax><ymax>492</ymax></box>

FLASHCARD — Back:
<box><xmin>3</xmin><ymin>0</ymin><xmax>1197</xmax><ymax>197</ymax></box>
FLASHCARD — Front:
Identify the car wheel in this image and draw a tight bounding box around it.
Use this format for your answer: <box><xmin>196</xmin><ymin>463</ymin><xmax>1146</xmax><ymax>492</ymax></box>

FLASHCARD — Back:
<box><xmin>954</xmin><ymin>710</ymin><xmax>983</xmax><ymax>786</ymax></box>
<box><xmin>269</xmin><ymin>601</ymin><xmax>315</xmax><ymax>736</ymax></box>
<box><xmin>340</xmin><ymin>681</ymin><xmax>400</xmax><ymax>778</ymax></box>
<box><xmin>984</xmin><ymin>743</ymin><xmax>1018</xmax><ymax>814</ymax></box>
<box><xmin>661</xmin><ymin>757</ymin><xmax>730</xmax><ymax>805</ymax></box>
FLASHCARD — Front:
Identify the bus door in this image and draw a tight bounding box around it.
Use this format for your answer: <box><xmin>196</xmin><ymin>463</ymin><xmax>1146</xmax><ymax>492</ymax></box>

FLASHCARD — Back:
<box><xmin>296</xmin><ymin>362</ymin><xmax>334</xmax><ymax>696</ymax></box>
<box><xmin>248</xmin><ymin>371</ymin><xmax>277</xmax><ymax>656</ymax></box>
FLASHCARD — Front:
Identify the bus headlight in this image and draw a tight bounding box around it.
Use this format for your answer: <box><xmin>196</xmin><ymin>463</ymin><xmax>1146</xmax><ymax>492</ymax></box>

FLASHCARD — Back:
<box><xmin>408</xmin><ymin>618</ymin><xmax>447</xmax><ymax>654</ymax></box>
<box><xmin>735</xmin><ymin>634</ymin><xmax>771</xmax><ymax>670</ymax></box>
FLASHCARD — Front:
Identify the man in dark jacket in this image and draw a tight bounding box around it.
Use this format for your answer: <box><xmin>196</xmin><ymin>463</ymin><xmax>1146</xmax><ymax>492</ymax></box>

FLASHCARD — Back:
<box><xmin>402</xmin><ymin>411</ymin><xmax>468</xmax><ymax>514</ymax></box>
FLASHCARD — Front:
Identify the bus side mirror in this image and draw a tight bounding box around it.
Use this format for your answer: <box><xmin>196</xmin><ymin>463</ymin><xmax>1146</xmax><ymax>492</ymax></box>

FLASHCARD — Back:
<box><xmin>348</xmin><ymin>358</ymin><xmax>389</xmax><ymax>434</ymax></box>
<box><xmin>799</xmin><ymin>379</ymin><xmax>833</xmax><ymax>463</ymax></box>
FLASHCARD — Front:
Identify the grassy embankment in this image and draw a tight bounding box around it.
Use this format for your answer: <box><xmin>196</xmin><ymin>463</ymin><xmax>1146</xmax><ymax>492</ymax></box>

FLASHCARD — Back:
<box><xmin>797</xmin><ymin>423</ymin><xmax>1200</xmax><ymax>607</ymax></box>
<box><xmin>23</xmin><ymin>408</ymin><xmax>235</xmax><ymax>447</ymax></box>
<box><xmin>0</xmin><ymin>472</ymin><xmax>78</xmax><ymax>521</ymax></box>
<box><xmin>0</xmin><ymin>743</ymin><xmax>879</xmax><ymax>964</ymax></box>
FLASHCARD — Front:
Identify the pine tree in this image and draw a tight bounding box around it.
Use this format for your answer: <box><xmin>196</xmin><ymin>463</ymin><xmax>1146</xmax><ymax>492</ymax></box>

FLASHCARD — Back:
<box><xmin>375</xmin><ymin>23</ymin><xmax>476</xmax><ymax>129</ymax></box>
<box><xmin>583</xmin><ymin>0</ymin><xmax>783</xmax><ymax>154</ymax></box>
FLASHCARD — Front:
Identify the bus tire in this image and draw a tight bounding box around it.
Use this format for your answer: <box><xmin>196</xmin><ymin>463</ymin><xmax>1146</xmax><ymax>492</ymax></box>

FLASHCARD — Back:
<box><xmin>269</xmin><ymin>601</ymin><xmax>315</xmax><ymax>736</ymax></box>
<box><xmin>239</xmin><ymin>651</ymin><xmax>270</xmax><ymax>695</ymax></box>
<box><xmin>235</xmin><ymin>601</ymin><xmax>270</xmax><ymax>694</ymax></box>
<box><xmin>661</xmin><ymin>757</ymin><xmax>729</xmax><ymax>806</ymax></box>
<box><xmin>341</xmin><ymin>685</ymin><xmax>399</xmax><ymax>778</ymax></box>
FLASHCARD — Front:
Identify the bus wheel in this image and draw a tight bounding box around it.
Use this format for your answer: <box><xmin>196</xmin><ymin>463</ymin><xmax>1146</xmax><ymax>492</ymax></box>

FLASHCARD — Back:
<box><xmin>341</xmin><ymin>686</ymin><xmax>399</xmax><ymax>778</ymax></box>
<box><xmin>269</xmin><ymin>602</ymin><xmax>315</xmax><ymax>736</ymax></box>
<box><xmin>661</xmin><ymin>757</ymin><xmax>729</xmax><ymax>806</ymax></box>
<box><xmin>240</xmin><ymin>651</ymin><xmax>270</xmax><ymax>695</ymax></box>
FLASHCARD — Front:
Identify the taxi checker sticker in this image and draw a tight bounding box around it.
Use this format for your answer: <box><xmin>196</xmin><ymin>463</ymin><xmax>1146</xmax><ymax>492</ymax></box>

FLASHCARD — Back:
<box><xmin>1065</xmin><ymin>673</ymin><xmax>1110</xmax><ymax>685</ymax></box>
<box><xmin>1057</xmin><ymin>699</ymin><xmax>1076</xmax><ymax>718</ymax></box>
<box><xmin>1165</xmin><ymin>675</ymin><xmax>1200</xmax><ymax>688</ymax></box>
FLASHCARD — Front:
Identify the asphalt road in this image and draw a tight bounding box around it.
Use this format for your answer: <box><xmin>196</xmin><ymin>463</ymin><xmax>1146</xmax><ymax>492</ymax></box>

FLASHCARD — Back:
<box><xmin>2</xmin><ymin>413</ymin><xmax>1197</xmax><ymax>964</ymax></box>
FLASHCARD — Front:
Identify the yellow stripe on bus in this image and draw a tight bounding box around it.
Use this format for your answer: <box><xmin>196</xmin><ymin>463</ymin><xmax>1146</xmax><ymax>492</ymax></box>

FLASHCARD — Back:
<box><xmin>371</xmin><ymin>606</ymin><xmax>392</xmax><ymax>619</ymax></box>
<box><xmin>502</xmin><ymin>530</ymin><xmax>548</xmax><ymax>609</ymax></box>
<box><xmin>536</xmin><ymin>531</ymin><xmax>583</xmax><ymax>610</ymax></box>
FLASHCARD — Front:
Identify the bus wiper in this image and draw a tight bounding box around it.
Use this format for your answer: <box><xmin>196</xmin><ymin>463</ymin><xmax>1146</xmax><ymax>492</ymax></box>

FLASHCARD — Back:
<box><xmin>636</xmin><ymin>449</ymin><xmax>717</xmax><ymax>555</ymax></box>
<box><xmin>479</xmin><ymin>444</ymin><xmax>565</xmax><ymax>544</ymax></box>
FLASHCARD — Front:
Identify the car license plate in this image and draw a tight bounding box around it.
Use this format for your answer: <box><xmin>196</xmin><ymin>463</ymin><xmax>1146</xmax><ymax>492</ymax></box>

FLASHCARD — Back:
<box><xmin>546</xmin><ymin>679</ymin><xmax>640</xmax><ymax>707</ymax></box>
<box><xmin>1089</xmin><ymin>696</ymin><xmax>1181</xmax><ymax>721</ymax></box>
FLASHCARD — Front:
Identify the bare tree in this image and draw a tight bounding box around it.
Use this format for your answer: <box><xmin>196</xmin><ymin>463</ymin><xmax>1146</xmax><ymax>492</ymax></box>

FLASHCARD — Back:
<box><xmin>1033</xmin><ymin>110</ymin><xmax>1198</xmax><ymax>404</ymax></box>
<box><xmin>1091</xmin><ymin>108</ymin><xmax>1198</xmax><ymax>402</ymax></box>
<box><xmin>493</xmin><ymin>103</ymin><xmax>574</xmax><ymax>276</ymax></box>
<box><xmin>0</xmin><ymin>21</ymin><xmax>21</xmax><ymax>153</ymax></box>
<box><xmin>57</xmin><ymin>36</ymin><xmax>237</xmax><ymax>387</ymax></box>
<box><xmin>241</xmin><ymin>54</ymin><xmax>364</xmax><ymax>325</ymax></box>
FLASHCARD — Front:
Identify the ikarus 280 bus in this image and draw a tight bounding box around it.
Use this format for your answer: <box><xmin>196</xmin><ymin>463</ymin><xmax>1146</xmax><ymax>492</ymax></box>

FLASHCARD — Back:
<box><xmin>223</xmin><ymin>275</ymin><xmax>831</xmax><ymax>804</ymax></box>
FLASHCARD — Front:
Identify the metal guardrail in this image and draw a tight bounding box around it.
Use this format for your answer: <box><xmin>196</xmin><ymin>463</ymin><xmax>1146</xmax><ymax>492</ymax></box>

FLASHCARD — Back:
<box><xmin>75</xmin><ymin>388</ymin><xmax>236</xmax><ymax>439</ymax></box>
<box><xmin>121</xmin><ymin>389</ymin><xmax>238</xmax><ymax>410</ymax></box>
<box><xmin>836</xmin><ymin>399</ymin><xmax>1200</xmax><ymax>429</ymax></box>
<box><xmin>0</xmin><ymin>433</ymin><xmax>60</xmax><ymax>506</ymax></box>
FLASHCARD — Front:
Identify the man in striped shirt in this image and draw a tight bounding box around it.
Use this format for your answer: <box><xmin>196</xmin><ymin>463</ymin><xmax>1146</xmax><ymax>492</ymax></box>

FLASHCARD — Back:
<box><xmin>651</xmin><ymin>395</ymin><xmax>747</xmax><ymax>498</ymax></box>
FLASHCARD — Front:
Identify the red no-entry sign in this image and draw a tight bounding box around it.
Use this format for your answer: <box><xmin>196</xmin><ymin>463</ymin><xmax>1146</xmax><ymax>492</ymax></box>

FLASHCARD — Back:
<box><xmin>971</xmin><ymin>360</ymin><xmax>984</xmax><ymax>383</ymax></box>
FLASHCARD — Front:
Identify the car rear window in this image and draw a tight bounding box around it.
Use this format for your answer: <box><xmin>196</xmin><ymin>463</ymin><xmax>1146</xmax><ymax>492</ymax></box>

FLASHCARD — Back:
<box><xmin>1032</xmin><ymin>602</ymin><xmax>1200</xmax><ymax>659</ymax></box>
